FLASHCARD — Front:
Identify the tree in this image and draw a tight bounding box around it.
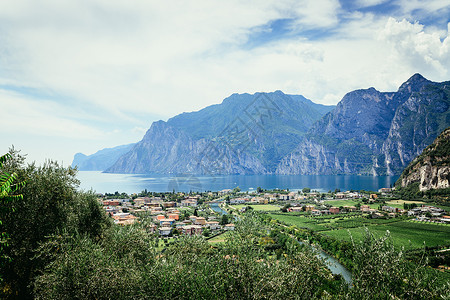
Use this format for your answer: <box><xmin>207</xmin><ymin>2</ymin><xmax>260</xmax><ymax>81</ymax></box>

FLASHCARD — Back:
<box><xmin>0</xmin><ymin>153</ymin><xmax>25</xmax><ymax>282</ymax></box>
<box><xmin>219</xmin><ymin>214</ymin><xmax>229</xmax><ymax>225</ymax></box>
<box><xmin>302</xmin><ymin>187</ymin><xmax>311</xmax><ymax>194</ymax></box>
<box><xmin>233</xmin><ymin>187</ymin><xmax>241</xmax><ymax>193</ymax></box>
<box><xmin>1</xmin><ymin>149</ymin><xmax>110</xmax><ymax>299</ymax></box>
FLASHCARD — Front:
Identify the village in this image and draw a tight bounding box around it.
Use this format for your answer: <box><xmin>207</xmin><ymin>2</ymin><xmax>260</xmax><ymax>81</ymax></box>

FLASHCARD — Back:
<box><xmin>99</xmin><ymin>187</ymin><xmax>449</xmax><ymax>241</ymax></box>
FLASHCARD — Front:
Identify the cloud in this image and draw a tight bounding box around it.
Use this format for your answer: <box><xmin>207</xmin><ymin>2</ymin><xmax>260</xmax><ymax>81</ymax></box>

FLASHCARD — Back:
<box><xmin>378</xmin><ymin>18</ymin><xmax>450</xmax><ymax>77</ymax></box>
<box><xmin>0</xmin><ymin>1</ymin><xmax>449</xmax><ymax>164</ymax></box>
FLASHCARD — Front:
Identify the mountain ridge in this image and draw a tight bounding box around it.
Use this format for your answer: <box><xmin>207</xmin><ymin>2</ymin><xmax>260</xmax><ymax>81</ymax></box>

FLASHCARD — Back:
<box><xmin>73</xmin><ymin>74</ymin><xmax>450</xmax><ymax>176</ymax></box>
<box><xmin>276</xmin><ymin>74</ymin><xmax>450</xmax><ymax>176</ymax></box>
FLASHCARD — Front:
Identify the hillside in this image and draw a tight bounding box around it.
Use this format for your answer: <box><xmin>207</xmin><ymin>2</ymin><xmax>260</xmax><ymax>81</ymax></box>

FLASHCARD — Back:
<box><xmin>397</xmin><ymin>127</ymin><xmax>450</xmax><ymax>191</ymax></box>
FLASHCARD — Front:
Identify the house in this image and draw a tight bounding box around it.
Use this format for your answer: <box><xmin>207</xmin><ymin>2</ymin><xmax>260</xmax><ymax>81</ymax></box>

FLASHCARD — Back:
<box><xmin>159</xmin><ymin>227</ymin><xmax>172</xmax><ymax>236</ymax></box>
<box><xmin>159</xmin><ymin>218</ymin><xmax>175</xmax><ymax>226</ymax></box>
<box><xmin>329</xmin><ymin>207</ymin><xmax>340</xmax><ymax>214</ymax></box>
<box><xmin>103</xmin><ymin>200</ymin><xmax>120</xmax><ymax>206</ymax></box>
<box><xmin>133</xmin><ymin>198</ymin><xmax>146</xmax><ymax>206</ymax></box>
<box><xmin>382</xmin><ymin>206</ymin><xmax>398</xmax><ymax>213</ymax></box>
<box><xmin>378</xmin><ymin>188</ymin><xmax>393</xmax><ymax>193</ymax></box>
<box><xmin>205</xmin><ymin>221</ymin><xmax>220</xmax><ymax>230</ymax></box>
<box><xmin>181</xmin><ymin>200</ymin><xmax>197</xmax><ymax>207</ymax></box>
<box><xmin>168</xmin><ymin>213</ymin><xmax>179</xmax><ymax>220</ymax></box>
<box><xmin>224</xmin><ymin>224</ymin><xmax>235</xmax><ymax>231</ymax></box>
<box><xmin>361</xmin><ymin>205</ymin><xmax>371</xmax><ymax>212</ymax></box>
<box><xmin>335</xmin><ymin>193</ymin><xmax>346</xmax><ymax>199</ymax></box>
<box><xmin>230</xmin><ymin>198</ymin><xmax>246</xmax><ymax>204</ymax></box>
<box><xmin>369</xmin><ymin>194</ymin><xmax>378</xmax><ymax>200</ymax></box>
<box><xmin>289</xmin><ymin>207</ymin><xmax>303</xmax><ymax>212</ymax></box>
<box><xmin>182</xmin><ymin>225</ymin><xmax>203</xmax><ymax>235</ymax></box>
<box><xmin>194</xmin><ymin>217</ymin><xmax>206</xmax><ymax>226</ymax></box>
<box><xmin>112</xmin><ymin>213</ymin><xmax>137</xmax><ymax>225</ymax></box>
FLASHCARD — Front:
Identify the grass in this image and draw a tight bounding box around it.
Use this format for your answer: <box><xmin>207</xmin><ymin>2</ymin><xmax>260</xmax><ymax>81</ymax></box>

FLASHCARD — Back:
<box><xmin>322</xmin><ymin>221</ymin><xmax>450</xmax><ymax>250</ymax></box>
<box><xmin>324</xmin><ymin>199</ymin><xmax>360</xmax><ymax>207</ymax></box>
<box><xmin>385</xmin><ymin>200</ymin><xmax>426</xmax><ymax>209</ymax></box>
<box><xmin>231</xmin><ymin>204</ymin><xmax>280</xmax><ymax>211</ymax></box>
<box><xmin>268</xmin><ymin>213</ymin><xmax>330</xmax><ymax>231</ymax></box>
<box><xmin>208</xmin><ymin>231</ymin><xmax>231</xmax><ymax>245</ymax></box>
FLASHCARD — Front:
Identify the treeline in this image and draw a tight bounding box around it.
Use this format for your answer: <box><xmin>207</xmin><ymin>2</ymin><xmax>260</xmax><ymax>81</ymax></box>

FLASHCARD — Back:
<box><xmin>1</xmin><ymin>150</ymin><xmax>449</xmax><ymax>299</ymax></box>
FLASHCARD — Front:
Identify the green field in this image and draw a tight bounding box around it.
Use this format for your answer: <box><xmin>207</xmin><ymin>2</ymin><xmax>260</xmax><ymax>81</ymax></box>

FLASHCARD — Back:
<box><xmin>322</xmin><ymin>221</ymin><xmax>450</xmax><ymax>249</ymax></box>
<box><xmin>208</xmin><ymin>232</ymin><xmax>232</xmax><ymax>245</ymax></box>
<box><xmin>324</xmin><ymin>199</ymin><xmax>379</xmax><ymax>209</ymax></box>
<box><xmin>232</xmin><ymin>204</ymin><xmax>280</xmax><ymax>211</ymax></box>
<box><xmin>268</xmin><ymin>213</ymin><xmax>331</xmax><ymax>231</ymax></box>
<box><xmin>385</xmin><ymin>200</ymin><xmax>426</xmax><ymax>209</ymax></box>
<box><xmin>268</xmin><ymin>211</ymin><xmax>450</xmax><ymax>250</ymax></box>
<box><xmin>324</xmin><ymin>199</ymin><xmax>360</xmax><ymax>207</ymax></box>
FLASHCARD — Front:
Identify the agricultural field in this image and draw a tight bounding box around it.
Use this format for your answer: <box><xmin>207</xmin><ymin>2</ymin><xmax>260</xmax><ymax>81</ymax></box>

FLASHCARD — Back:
<box><xmin>324</xmin><ymin>199</ymin><xmax>360</xmax><ymax>207</ymax></box>
<box><xmin>385</xmin><ymin>200</ymin><xmax>426</xmax><ymax>209</ymax></box>
<box><xmin>322</xmin><ymin>221</ymin><xmax>450</xmax><ymax>250</ymax></box>
<box><xmin>208</xmin><ymin>231</ymin><xmax>232</xmax><ymax>245</ymax></box>
<box><xmin>231</xmin><ymin>204</ymin><xmax>280</xmax><ymax>211</ymax></box>
<box><xmin>324</xmin><ymin>199</ymin><xmax>379</xmax><ymax>209</ymax></box>
<box><xmin>268</xmin><ymin>211</ymin><xmax>450</xmax><ymax>250</ymax></box>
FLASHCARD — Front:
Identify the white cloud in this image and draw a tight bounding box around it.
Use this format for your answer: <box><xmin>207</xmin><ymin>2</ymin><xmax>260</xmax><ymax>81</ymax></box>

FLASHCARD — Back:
<box><xmin>0</xmin><ymin>1</ymin><xmax>449</xmax><ymax>164</ymax></box>
<box><xmin>378</xmin><ymin>18</ymin><xmax>450</xmax><ymax>78</ymax></box>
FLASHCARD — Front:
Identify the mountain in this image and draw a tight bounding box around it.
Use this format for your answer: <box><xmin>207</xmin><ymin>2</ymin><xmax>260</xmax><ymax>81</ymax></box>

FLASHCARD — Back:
<box><xmin>72</xmin><ymin>143</ymin><xmax>135</xmax><ymax>171</ymax></box>
<box><xmin>105</xmin><ymin>91</ymin><xmax>334</xmax><ymax>174</ymax></box>
<box><xmin>276</xmin><ymin>74</ymin><xmax>450</xmax><ymax>175</ymax></box>
<box><xmin>396</xmin><ymin>127</ymin><xmax>450</xmax><ymax>191</ymax></box>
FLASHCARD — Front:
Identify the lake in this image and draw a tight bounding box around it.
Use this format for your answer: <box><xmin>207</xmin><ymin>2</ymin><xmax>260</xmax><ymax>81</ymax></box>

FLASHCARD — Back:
<box><xmin>77</xmin><ymin>171</ymin><xmax>398</xmax><ymax>194</ymax></box>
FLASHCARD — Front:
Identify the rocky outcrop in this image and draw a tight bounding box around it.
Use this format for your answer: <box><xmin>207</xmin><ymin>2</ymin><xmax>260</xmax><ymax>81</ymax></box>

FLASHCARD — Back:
<box><xmin>277</xmin><ymin>74</ymin><xmax>450</xmax><ymax>175</ymax></box>
<box><xmin>397</xmin><ymin>127</ymin><xmax>450</xmax><ymax>191</ymax></box>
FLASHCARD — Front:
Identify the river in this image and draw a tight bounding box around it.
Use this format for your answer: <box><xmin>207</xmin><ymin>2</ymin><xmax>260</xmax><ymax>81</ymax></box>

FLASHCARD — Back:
<box><xmin>209</xmin><ymin>203</ymin><xmax>352</xmax><ymax>284</ymax></box>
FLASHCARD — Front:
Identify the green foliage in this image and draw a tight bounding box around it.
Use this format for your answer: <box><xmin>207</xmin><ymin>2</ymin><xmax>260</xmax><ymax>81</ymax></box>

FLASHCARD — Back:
<box><xmin>33</xmin><ymin>217</ymin><xmax>343</xmax><ymax>299</ymax></box>
<box><xmin>347</xmin><ymin>229</ymin><xmax>450</xmax><ymax>299</ymax></box>
<box><xmin>0</xmin><ymin>152</ymin><xmax>25</xmax><ymax>283</ymax></box>
<box><xmin>0</xmin><ymin>150</ymin><xmax>111</xmax><ymax>299</ymax></box>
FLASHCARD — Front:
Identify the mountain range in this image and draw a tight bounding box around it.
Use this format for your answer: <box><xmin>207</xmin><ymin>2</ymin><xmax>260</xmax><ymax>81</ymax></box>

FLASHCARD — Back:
<box><xmin>73</xmin><ymin>74</ymin><xmax>450</xmax><ymax>176</ymax></box>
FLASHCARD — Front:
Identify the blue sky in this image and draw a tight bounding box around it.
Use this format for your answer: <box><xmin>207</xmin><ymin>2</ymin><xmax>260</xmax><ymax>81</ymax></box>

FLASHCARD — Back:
<box><xmin>0</xmin><ymin>0</ymin><xmax>449</xmax><ymax>164</ymax></box>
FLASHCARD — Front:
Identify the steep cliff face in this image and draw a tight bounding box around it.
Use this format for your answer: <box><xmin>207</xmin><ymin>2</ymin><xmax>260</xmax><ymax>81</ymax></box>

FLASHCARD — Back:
<box><xmin>382</xmin><ymin>78</ymin><xmax>450</xmax><ymax>174</ymax></box>
<box><xmin>277</xmin><ymin>74</ymin><xmax>450</xmax><ymax>175</ymax></box>
<box><xmin>397</xmin><ymin>127</ymin><xmax>450</xmax><ymax>191</ymax></box>
<box><xmin>105</xmin><ymin>91</ymin><xmax>333</xmax><ymax>174</ymax></box>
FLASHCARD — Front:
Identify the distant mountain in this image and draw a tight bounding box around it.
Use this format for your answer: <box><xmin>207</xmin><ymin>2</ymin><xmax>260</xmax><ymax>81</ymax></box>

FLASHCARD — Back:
<box><xmin>105</xmin><ymin>91</ymin><xmax>334</xmax><ymax>174</ymax></box>
<box><xmin>276</xmin><ymin>74</ymin><xmax>450</xmax><ymax>175</ymax></box>
<box><xmin>72</xmin><ymin>143</ymin><xmax>135</xmax><ymax>171</ymax></box>
<box><xmin>397</xmin><ymin>127</ymin><xmax>450</xmax><ymax>191</ymax></box>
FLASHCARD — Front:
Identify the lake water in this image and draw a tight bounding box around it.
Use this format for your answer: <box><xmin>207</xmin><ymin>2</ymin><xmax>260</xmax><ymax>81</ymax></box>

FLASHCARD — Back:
<box><xmin>77</xmin><ymin>171</ymin><xmax>398</xmax><ymax>194</ymax></box>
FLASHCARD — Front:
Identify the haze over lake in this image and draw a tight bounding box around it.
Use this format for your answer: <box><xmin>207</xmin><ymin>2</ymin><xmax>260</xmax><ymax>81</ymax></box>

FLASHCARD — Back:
<box><xmin>77</xmin><ymin>171</ymin><xmax>398</xmax><ymax>194</ymax></box>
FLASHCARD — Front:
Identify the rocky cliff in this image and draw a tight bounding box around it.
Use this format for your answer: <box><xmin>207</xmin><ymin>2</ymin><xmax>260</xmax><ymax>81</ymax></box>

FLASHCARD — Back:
<box><xmin>276</xmin><ymin>74</ymin><xmax>450</xmax><ymax>175</ymax></box>
<box><xmin>397</xmin><ymin>127</ymin><xmax>450</xmax><ymax>191</ymax></box>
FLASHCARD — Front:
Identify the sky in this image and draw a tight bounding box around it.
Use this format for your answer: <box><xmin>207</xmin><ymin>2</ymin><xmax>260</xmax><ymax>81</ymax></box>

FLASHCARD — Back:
<box><xmin>1</xmin><ymin>0</ymin><xmax>450</xmax><ymax>165</ymax></box>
